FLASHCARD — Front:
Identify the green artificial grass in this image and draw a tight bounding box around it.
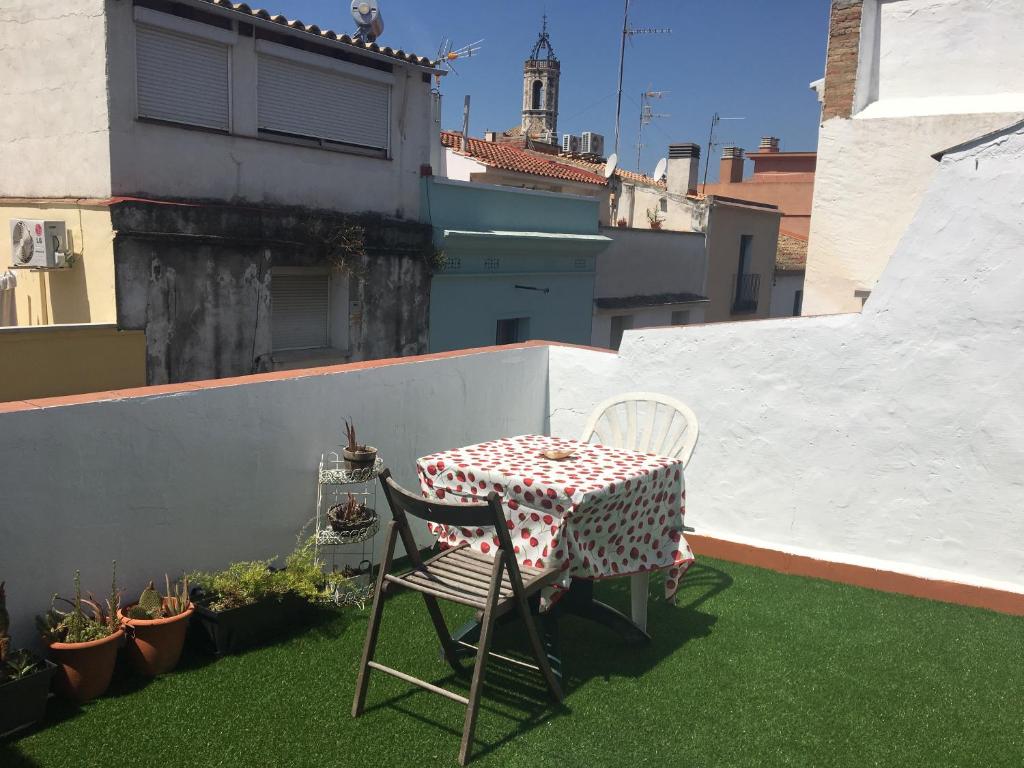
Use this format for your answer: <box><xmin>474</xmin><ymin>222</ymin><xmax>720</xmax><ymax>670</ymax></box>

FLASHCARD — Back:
<box><xmin>4</xmin><ymin>557</ymin><xmax>1023</xmax><ymax>768</ymax></box>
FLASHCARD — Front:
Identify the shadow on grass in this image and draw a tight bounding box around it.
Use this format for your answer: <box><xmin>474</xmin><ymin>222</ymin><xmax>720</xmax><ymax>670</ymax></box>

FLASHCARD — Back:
<box><xmin>0</xmin><ymin>742</ymin><xmax>42</xmax><ymax>768</ymax></box>
<box><xmin>362</xmin><ymin>562</ymin><xmax>731</xmax><ymax>761</ymax></box>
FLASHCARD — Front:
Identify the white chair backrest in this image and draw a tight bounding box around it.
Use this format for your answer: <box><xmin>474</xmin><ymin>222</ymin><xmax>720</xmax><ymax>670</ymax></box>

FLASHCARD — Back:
<box><xmin>579</xmin><ymin>392</ymin><xmax>699</xmax><ymax>467</ymax></box>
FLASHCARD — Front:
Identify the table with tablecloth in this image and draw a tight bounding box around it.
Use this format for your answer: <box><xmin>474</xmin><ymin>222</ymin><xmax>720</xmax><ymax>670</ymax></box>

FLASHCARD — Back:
<box><xmin>416</xmin><ymin>434</ymin><xmax>694</xmax><ymax>610</ymax></box>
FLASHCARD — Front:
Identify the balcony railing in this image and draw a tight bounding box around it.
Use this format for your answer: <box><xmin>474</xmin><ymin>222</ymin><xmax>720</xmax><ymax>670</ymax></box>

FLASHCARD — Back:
<box><xmin>732</xmin><ymin>273</ymin><xmax>761</xmax><ymax>314</ymax></box>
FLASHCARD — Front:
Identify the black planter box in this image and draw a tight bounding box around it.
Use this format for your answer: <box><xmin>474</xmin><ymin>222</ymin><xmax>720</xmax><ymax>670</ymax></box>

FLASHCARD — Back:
<box><xmin>0</xmin><ymin>659</ymin><xmax>58</xmax><ymax>739</ymax></box>
<box><xmin>190</xmin><ymin>594</ymin><xmax>314</xmax><ymax>656</ymax></box>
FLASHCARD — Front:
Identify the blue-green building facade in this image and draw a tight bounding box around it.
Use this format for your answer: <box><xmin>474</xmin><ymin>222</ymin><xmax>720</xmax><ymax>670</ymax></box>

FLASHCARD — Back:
<box><xmin>423</xmin><ymin>178</ymin><xmax>611</xmax><ymax>352</ymax></box>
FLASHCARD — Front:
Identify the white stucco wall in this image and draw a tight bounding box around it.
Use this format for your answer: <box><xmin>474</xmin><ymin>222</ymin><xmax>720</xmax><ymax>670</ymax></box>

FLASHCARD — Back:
<box><xmin>0</xmin><ymin>0</ymin><xmax>112</xmax><ymax>197</ymax></box>
<box><xmin>806</xmin><ymin>0</ymin><xmax>1024</xmax><ymax>315</ymax></box>
<box><xmin>804</xmin><ymin>112</ymin><xmax>1021</xmax><ymax>315</ymax></box>
<box><xmin>99</xmin><ymin>3</ymin><xmax>434</xmax><ymax>217</ymax></box>
<box><xmin>859</xmin><ymin>0</ymin><xmax>1024</xmax><ymax>117</ymax></box>
<box><xmin>550</xmin><ymin>123</ymin><xmax>1024</xmax><ymax>595</ymax></box>
<box><xmin>0</xmin><ymin>346</ymin><xmax>548</xmax><ymax>639</ymax></box>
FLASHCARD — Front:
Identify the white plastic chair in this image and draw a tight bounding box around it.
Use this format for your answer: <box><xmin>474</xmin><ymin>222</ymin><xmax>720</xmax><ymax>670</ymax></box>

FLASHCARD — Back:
<box><xmin>578</xmin><ymin>391</ymin><xmax>699</xmax><ymax>633</ymax></box>
<box><xmin>579</xmin><ymin>391</ymin><xmax>699</xmax><ymax>468</ymax></box>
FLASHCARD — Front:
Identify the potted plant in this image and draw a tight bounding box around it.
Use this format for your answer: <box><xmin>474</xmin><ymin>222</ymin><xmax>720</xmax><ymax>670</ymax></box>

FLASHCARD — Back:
<box><xmin>188</xmin><ymin>539</ymin><xmax>329</xmax><ymax>655</ymax></box>
<box><xmin>616</xmin><ymin>218</ymin><xmax>628</xmax><ymax>228</ymax></box>
<box><xmin>646</xmin><ymin>207</ymin><xmax>664</xmax><ymax>230</ymax></box>
<box><xmin>0</xmin><ymin>582</ymin><xmax>59</xmax><ymax>737</ymax></box>
<box><xmin>118</xmin><ymin>576</ymin><xmax>194</xmax><ymax>677</ymax></box>
<box><xmin>328</xmin><ymin>493</ymin><xmax>378</xmax><ymax>537</ymax></box>
<box><xmin>36</xmin><ymin>565</ymin><xmax>123</xmax><ymax>703</ymax></box>
<box><xmin>342</xmin><ymin>419</ymin><xmax>378</xmax><ymax>470</ymax></box>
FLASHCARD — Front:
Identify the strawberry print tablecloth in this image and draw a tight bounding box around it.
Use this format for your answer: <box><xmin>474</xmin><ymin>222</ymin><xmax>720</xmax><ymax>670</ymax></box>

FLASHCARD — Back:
<box><xmin>416</xmin><ymin>434</ymin><xmax>695</xmax><ymax>604</ymax></box>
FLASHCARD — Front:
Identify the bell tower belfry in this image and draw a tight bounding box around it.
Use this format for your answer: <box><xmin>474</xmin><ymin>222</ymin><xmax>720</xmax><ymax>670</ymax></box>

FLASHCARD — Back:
<box><xmin>521</xmin><ymin>15</ymin><xmax>560</xmax><ymax>141</ymax></box>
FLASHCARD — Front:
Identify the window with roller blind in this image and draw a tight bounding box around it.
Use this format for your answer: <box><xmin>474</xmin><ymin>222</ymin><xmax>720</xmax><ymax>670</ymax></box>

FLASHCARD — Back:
<box><xmin>257</xmin><ymin>51</ymin><xmax>391</xmax><ymax>153</ymax></box>
<box><xmin>271</xmin><ymin>272</ymin><xmax>331</xmax><ymax>351</ymax></box>
<box><xmin>135</xmin><ymin>24</ymin><xmax>231</xmax><ymax>131</ymax></box>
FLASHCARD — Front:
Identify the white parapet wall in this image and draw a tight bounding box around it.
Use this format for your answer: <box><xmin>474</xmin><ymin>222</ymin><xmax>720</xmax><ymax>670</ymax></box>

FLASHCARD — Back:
<box><xmin>0</xmin><ymin>345</ymin><xmax>549</xmax><ymax>639</ymax></box>
<box><xmin>550</xmin><ymin>121</ymin><xmax>1024</xmax><ymax>595</ymax></box>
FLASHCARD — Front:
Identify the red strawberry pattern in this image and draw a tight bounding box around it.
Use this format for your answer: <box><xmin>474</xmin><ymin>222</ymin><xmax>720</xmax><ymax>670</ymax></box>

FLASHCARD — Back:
<box><xmin>416</xmin><ymin>435</ymin><xmax>695</xmax><ymax>604</ymax></box>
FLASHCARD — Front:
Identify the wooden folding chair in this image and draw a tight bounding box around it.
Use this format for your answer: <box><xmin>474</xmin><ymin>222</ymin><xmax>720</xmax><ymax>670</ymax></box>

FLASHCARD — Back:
<box><xmin>352</xmin><ymin>469</ymin><xmax>564</xmax><ymax>766</ymax></box>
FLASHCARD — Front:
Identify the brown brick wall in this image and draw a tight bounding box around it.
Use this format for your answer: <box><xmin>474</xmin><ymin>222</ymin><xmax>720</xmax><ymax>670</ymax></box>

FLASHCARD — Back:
<box><xmin>822</xmin><ymin>0</ymin><xmax>864</xmax><ymax>121</ymax></box>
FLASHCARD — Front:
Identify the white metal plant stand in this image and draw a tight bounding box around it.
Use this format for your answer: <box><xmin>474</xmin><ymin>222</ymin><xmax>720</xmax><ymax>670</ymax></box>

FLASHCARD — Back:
<box><xmin>315</xmin><ymin>452</ymin><xmax>383</xmax><ymax>607</ymax></box>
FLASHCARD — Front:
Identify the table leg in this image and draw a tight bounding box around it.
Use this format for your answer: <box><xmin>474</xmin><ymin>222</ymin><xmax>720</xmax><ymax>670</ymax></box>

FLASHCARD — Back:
<box><xmin>555</xmin><ymin>579</ymin><xmax>651</xmax><ymax>644</ymax></box>
<box><xmin>630</xmin><ymin>571</ymin><xmax>650</xmax><ymax>634</ymax></box>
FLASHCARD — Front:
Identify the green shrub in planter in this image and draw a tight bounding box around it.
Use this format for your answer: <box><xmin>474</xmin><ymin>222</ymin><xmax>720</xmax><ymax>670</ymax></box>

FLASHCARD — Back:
<box><xmin>187</xmin><ymin>538</ymin><xmax>346</xmax><ymax>655</ymax></box>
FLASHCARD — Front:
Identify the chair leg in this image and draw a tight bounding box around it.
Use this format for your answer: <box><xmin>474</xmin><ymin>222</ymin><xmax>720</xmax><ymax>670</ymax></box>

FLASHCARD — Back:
<box><xmin>517</xmin><ymin>594</ymin><xmax>563</xmax><ymax>703</ymax></box>
<box><xmin>352</xmin><ymin>522</ymin><xmax>398</xmax><ymax>718</ymax></box>
<box><xmin>458</xmin><ymin>556</ymin><xmax>503</xmax><ymax>766</ymax></box>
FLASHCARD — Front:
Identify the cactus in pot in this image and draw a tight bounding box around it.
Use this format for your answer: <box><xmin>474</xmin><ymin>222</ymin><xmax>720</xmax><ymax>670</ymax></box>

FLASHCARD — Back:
<box><xmin>119</xmin><ymin>575</ymin><xmax>194</xmax><ymax>678</ymax></box>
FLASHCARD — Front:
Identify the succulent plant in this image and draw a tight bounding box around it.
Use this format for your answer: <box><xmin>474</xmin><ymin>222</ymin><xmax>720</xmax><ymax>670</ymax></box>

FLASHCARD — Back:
<box><xmin>328</xmin><ymin>494</ymin><xmax>371</xmax><ymax>529</ymax></box>
<box><xmin>344</xmin><ymin>418</ymin><xmax>361</xmax><ymax>451</ymax></box>
<box><xmin>36</xmin><ymin>564</ymin><xmax>121</xmax><ymax>645</ymax></box>
<box><xmin>127</xmin><ymin>576</ymin><xmax>191</xmax><ymax>619</ymax></box>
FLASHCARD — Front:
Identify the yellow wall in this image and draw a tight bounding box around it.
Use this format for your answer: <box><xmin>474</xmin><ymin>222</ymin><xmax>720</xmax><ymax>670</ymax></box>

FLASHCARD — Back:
<box><xmin>2</xmin><ymin>203</ymin><xmax>116</xmax><ymax>326</ymax></box>
<box><xmin>0</xmin><ymin>324</ymin><xmax>145</xmax><ymax>402</ymax></box>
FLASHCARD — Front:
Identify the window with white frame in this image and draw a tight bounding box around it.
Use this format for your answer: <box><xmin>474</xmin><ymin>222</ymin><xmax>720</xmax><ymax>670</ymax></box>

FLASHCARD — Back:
<box><xmin>257</xmin><ymin>49</ymin><xmax>391</xmax><ymax>151</ymax></box>
<box><xmin>135</xmin><ymin>24</ymin><xmax>231</xmax><ymax>131</ymax></box>
<box><xmin>271</xmin><ymin>271</ymin><xmax>331</xmax><ymax>351</ymax></box>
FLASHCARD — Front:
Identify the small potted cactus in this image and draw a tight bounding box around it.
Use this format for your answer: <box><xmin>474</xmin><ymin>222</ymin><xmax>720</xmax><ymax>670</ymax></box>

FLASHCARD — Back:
<box><xmin>119</xmin><ymin>576</ymin><xmax>194</xmax><ymax>677</ymax></box>
<box><xmin>328</xmin><ymin>493</ymin><xmax>377</xmax><ymax>536</ymax></box>
<box><xmin>342</xmin><ymin>419</ymin><xmax>378</xmax><ymax>470</ymax></box>
<box><xmin>36</xmin><ymin>565</ymin><xmax>124</xmax><ymax>703</ymax></box>
<box><xmin>0</xmin><ymin>582</ymin><xmax>59</xmax><ymax>737</ymax></box>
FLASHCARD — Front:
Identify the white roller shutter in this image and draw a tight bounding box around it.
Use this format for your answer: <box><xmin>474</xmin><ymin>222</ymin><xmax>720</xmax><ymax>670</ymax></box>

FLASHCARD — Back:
<box><xmin>272</xmin><ymin>273</ymin><xmax>330</xmax><ymax>351</ymax></box>
<box><xmin>257</xmin><ymin>54</ymin><xmax>390</xmax><ymax>150</ymax></box>
<box><xmin>136</xmin><ymin>25</ymin><xmax>230</xmax><ymax>131</ymax></box>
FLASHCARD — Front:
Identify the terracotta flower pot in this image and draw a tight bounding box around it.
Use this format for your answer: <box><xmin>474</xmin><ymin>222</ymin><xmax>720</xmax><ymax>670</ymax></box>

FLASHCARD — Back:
<box><xmin>119</xmin><ymin>603</ymin><xmax>194</xmax><ymax>677</ymax></box>
<box><xmin>47</xmin><ymin>629</ymin><xmax>123</xmax><ymax>703</ymax></box>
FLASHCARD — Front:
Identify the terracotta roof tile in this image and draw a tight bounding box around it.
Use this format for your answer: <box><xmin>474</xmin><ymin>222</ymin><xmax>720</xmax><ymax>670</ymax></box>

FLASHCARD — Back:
<box><xmin>776</xmin><ymin>231</ymin><xmax>807</xmax><ymax>272</ymax></box>
<box><xmin>441</xmin><ymin>132</ymin><xmax>608</xmax><ymax>187</ymax></box>
<box><xmin>555</xmin><ymin>155</ymin><xmax>666</xmax><ymax>188</ymax></box>
<box><xmin>199</xmin><ymin>0</ymin><xmax>437</xmax><ymax>67</ymax></box>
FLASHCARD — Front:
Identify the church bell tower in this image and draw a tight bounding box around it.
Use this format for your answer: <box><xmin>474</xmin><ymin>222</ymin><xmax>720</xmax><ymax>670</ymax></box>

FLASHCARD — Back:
<box><xmin>521</xmin><ymin>15</ymin><xmax>560</xmax><ymax>142</ymax></box>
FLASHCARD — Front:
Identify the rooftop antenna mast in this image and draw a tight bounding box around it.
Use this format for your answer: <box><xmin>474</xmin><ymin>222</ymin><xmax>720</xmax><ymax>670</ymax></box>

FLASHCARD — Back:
<box><xmin>613</xmin><ymin>0</ymin><xmax>671</xmax><ymax>158</ymax></box>
<box><xmin>702</xmin><ymin>112</ymin><xmax>746</xmax><ymax>189</ymax></box>
<box><xmin>636</xmin><ymin>89</ymin><xmax>669</xmax><ymax>172</ymax></box>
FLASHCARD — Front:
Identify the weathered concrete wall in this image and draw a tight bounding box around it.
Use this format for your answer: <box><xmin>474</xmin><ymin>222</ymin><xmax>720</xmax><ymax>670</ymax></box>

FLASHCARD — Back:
<box><xmin>550</xmin><ymin>121</ymin><xmax>1024</xmax><ymax>595</ymax></box>
<box><xmin>0</xmin><ymin>0</ymin><xmax>112</xmax><ymax>198</ymax></box>
<box><xmin>111</xmin><ymin>201</ymin><xmax>433</xmax><ymax>384</ymax></box>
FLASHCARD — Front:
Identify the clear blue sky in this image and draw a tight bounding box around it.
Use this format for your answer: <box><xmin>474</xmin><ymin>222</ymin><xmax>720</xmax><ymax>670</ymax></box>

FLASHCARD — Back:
<box><xmin>264</xmin><ymin>1</ymin><xmax>830</xmax><ymax>180</ymax></box>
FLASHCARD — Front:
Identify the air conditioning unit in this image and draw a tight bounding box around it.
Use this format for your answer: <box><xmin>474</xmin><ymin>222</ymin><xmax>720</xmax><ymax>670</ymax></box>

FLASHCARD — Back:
<box><xmin>561</xmin><ymin>133</ymin><xmax>580</xmax><ymax>155</ymax></box>
<box><xmin>9</xmin><ymin>219</ymin><xmax>67</xmax><ymax>269</ymax></box>
<box><xmin>580</xmin><ymin>131</ymin><xmax>605</xmax><ymax>158</ymax></box>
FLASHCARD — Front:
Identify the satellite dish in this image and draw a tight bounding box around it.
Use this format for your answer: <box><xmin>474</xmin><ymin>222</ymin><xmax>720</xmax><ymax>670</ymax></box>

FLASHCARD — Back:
<box><xmin>604</xmin><ymin>153</ymin><xmax>619</xmax><ymax>179</ymax></box>
<box><xmin>351</xmin><ymin>0</ymin><xmax>384</xmax><ymax>42</ymax></box>
<box><xmin>653</xmin><ymin>157</ymin><xmax>668</xmax><ymax>181</ymax></box>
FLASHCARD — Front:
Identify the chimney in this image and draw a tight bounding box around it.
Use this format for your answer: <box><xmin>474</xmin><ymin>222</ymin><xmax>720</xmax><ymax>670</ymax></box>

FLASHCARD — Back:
<box><xmin>759</xmin><ymin>136</ymin><xmax>780</xmax><ymax>153</ymax></box>
<box><xmin>484</xmin><ymin>131</ymin><xmax>498</xmax><ymax>142</ymax></box>
<box><xmin>720</xmin><ymin>146</ymin><xmax>745</xmax><ymax>184</ymax></box>
<box><xmin>667</xmin><ymin>143</ymin><xmax>701</xmax><ymax>196</ymax></box>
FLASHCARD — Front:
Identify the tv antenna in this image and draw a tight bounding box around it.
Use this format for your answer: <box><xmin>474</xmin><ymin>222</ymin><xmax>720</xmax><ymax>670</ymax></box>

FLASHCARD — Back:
<box><xmin>613</xmin><ymin>0</ymin><xmax>671</xmax><ymax>157</ymax></box>
<box><xmin>636</xmin><ymin>89</ymin><xmax>669</xmax><ymax>172</ymax></box>
<box><xmin>430</xmin><ymin>37</ymin><xmax>484</xmax><ymax>90</ymax></box>
<box><xmin>702</xmin><ymin>112</ymin><xmax>746</xmax><ymax>189</ymax></box>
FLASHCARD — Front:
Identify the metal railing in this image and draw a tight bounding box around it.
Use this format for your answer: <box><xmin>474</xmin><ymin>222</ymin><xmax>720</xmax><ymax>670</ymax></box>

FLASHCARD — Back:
<box><xmin>732</xmin><ymin>273</ymin><xmax>761</xmax><ymax>314</ymax></box>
